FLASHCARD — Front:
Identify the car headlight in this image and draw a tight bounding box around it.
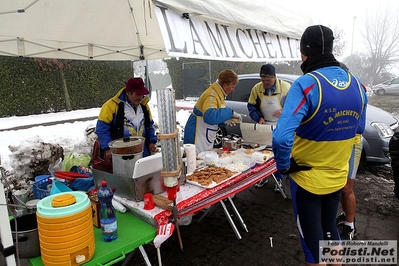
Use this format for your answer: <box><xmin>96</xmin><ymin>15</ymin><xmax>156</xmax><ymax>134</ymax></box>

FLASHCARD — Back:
<box><xmin>371</xmin><ymin>122</ymin><xmax>394</xmax><ymax>138</ymax></box>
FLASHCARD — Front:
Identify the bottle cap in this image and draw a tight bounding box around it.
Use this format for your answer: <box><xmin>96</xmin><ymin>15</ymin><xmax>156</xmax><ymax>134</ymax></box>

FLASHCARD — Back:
<box><xmin>101</xmin><ymin>180</ymin><xmax>107</xmax><ymax>186</ymax></box>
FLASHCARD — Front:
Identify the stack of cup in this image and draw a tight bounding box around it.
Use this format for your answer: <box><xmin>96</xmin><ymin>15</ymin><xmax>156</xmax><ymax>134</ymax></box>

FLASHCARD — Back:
<box><xmin>12</xmin><ymin>189</ymin><xmax>29</xmax><ymax>216</ymax></box>
<box><xmin>143</xmin><ymin>193</ymin><xmax>155</xmax><ymax>210</ymax></box>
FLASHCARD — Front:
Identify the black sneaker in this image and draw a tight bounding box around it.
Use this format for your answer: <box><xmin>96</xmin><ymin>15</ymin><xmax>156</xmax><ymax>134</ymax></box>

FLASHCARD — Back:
<box><xmin>341</xmin><ymin>224</ymin><xmax>357</xmax><ymax>240</ymax></box>
<box><xmin>336</xmin><ymin>212</ymin><xmax>346</xmax><ymax>226</ymax></box>
<box><xmin>255</xmin><ymin>178</ymin><xmax>268</xmax><ymax>188</ymax></box>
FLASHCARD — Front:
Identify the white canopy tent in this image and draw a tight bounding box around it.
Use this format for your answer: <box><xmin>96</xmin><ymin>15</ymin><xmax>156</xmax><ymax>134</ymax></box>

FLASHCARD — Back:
<box><xmin>0</xmin><ymin>2</ymin><xmax>312</xmax><ymax>264</ymax></box>
<box><xmin>0</xmin><ymin>0</ymin><xmax>312</xmax><ymax>61</ymax></box>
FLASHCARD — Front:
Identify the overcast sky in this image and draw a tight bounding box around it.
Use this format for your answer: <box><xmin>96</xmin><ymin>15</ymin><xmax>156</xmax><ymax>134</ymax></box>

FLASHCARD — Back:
<box><xmin>276</xmin><ymin>0</ymin><xmax>398</xmax><ymax>59</ymax></box>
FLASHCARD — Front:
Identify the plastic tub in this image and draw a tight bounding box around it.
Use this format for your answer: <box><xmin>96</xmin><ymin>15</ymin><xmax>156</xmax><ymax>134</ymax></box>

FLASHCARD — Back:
<box><xmin>204</xmin><ymin>152</ymin><xmax>219</xmax><ymax>165</ymax></box>
<box><xmin>50</xmin><ymin>180</ymin><xmax>72</xmax><ymax>195</ymax></box>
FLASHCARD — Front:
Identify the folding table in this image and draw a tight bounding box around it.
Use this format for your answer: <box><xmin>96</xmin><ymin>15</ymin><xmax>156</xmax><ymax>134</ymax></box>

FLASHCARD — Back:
<box><xmin>28</xmin><ymin>212</ymin><xmax>156</xmax><ymax>266</ymax></box>
<box><xmin>109</xmin><ymin>159</ymin><xmax>278</xmax><ymax>242</ymax></box>
<box><xmin>154</xmin><ymin>158</ymin><xmax>278</xmax><ymax>239</ymax></box>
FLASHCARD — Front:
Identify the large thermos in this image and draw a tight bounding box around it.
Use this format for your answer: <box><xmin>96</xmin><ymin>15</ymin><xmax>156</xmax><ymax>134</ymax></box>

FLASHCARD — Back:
<box><xmin>36</xmin><ymin>191</ymin><xmax>95</xmax><ymax>265</ymax></box>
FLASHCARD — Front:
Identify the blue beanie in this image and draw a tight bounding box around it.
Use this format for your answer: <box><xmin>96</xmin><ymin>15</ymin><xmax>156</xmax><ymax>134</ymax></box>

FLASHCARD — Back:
<box><xmin>260</xmin><ymin>64</ymin><xmax>275</xmax><ymax>77</ymax></box>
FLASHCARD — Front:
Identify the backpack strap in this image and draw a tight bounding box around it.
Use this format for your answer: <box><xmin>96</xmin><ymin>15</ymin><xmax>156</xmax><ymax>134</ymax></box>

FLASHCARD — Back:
<box><xmin>111</xmin><ymin>101</ymin><xmax>125</xmax><ymax>140</ymax></box>
<box><xmin>141</xmin><ymin>103</ymin><xmax>151</xmax><ymax>150</ymax></box>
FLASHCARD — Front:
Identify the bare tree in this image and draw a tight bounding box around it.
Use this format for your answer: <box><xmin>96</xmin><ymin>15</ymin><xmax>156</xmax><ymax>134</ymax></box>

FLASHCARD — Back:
<box><xmin>362</xmin><ymin>4</ymin><xmax>399</xmax><ymax>83</ymax></box>
<box><xmin>333</xmin><ymin>27</ymin><xmax>347</xmax><ymax>58</ymax></box>
<box><xmin>344</xmin><ymin>52</ymin><xmax>393</xmax><ymax>86</ymax></box>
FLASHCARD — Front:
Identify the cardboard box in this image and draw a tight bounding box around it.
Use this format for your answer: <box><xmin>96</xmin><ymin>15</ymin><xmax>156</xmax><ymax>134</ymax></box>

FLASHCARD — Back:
<box><xmin>87</xmin><ymin>194</ymin><xmax>101</xmax><ymax>228</ymax></box>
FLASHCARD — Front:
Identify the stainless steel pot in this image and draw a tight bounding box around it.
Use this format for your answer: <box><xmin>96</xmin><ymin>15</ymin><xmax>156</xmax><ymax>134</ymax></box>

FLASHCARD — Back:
<box><xmin>9</xmin><ymin>213</ymin><xmax>40</xmax><ymax>259</ymax></box>
<box><xmin>109</xmin><ymin>137</ymin><xmax>145</xmax><ymax>178</ymax></box>
<box><xmin>222</xmin><ymin>135</ymin><xmax>242</xmax><ymax>151</ymax></box>
<box><xmin>108</xmin><ymin>136</ymin><xmax>145</xmax><ymax>155</ymax></box>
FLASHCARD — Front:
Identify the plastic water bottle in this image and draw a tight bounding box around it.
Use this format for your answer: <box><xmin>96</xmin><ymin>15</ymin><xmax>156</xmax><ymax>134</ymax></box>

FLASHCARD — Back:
<box><xmin>98</xmin><ymin>180</ymin><xmax>118</xmax><ymax>242</ymax></box>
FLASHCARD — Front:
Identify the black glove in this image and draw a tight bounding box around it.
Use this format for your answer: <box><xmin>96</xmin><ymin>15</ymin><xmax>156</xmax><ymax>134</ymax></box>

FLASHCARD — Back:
<box><xmin>280</xmin><ymin>157</ymin><xmax>312</xmax><ymax>175</ymax></box>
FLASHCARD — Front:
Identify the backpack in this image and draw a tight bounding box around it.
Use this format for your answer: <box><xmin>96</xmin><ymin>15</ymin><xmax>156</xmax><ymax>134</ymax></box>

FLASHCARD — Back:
<box><xmin>91</xmin><ymin>139</ymin><xmax>113</xmax><ymax>173</ymax></box>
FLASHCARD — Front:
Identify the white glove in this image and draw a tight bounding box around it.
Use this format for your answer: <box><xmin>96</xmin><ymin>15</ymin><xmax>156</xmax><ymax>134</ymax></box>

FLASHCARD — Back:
<box><xmin>224</xmin><ymin>120</ymin><xmax>236</xmax><ymax>126</ymax></box>
<box><xmin>232</xmin><ymin>111</ymin><xmax>243</xmax><ymax>122</ymax></box>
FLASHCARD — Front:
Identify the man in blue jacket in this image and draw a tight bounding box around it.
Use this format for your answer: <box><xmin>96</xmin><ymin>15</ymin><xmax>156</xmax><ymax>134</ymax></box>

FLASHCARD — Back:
<box><xmin>272</xmin><ymin>25</ymin><xmax>367</xmax><ymax>265</ymax></box>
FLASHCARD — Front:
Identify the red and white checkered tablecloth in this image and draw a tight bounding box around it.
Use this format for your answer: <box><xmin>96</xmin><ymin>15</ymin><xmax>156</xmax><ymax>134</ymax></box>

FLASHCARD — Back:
<box><xmin>154</xmin><ymin>159</ymin><xmax>277</xmax><ymax>225</ymax></box>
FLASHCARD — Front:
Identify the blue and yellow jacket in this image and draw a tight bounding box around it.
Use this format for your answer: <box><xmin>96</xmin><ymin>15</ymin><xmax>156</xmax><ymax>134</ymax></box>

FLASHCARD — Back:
<box><xmin>95</xmin><ymin>87</ymin><xmax>157</xmax><ymax>157</ymax></box>
<box><xmin>272</xmin><ymin>67</ymin><xmax>367</xmax><ymax>195</ymax></box>
<box><xmin>183</xmin><ymin>82</ymin><xmax>233</xmax><ymax>152</ymax></box>
<box><xmin>247</xmin><ymin>78</ymin><xmax>291</xmax><ymax>122</ymax></box>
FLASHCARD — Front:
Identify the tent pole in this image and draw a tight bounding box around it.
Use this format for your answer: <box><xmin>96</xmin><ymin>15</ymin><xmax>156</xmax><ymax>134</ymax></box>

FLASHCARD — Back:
<box><xmin>0</xmin><ymin>182</ymin><xmax>17</xmax><ymax>266</ymax></box>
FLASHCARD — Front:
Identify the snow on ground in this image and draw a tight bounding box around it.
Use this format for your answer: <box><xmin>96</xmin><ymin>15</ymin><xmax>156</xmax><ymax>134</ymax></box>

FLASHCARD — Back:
<box><xmin>0</xmin><ymin>100</ymin><xmax>191</xmax><ymax>174</ymax></box>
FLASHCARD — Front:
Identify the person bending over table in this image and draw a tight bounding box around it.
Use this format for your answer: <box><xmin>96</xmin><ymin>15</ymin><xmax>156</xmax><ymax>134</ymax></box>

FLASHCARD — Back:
<box><xmin>247</xmin><ymin>64</ymin><xmax>290</xmax><ymax>188</ymax></box>
<box><xmin>184</xmin><ymin>69</ymin><xmax>242</xmax><ymax>154</ymax></box>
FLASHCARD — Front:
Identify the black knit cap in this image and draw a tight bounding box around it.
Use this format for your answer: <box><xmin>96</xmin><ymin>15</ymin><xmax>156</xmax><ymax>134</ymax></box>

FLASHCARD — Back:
<box><xmin>260</xmin><ymin>64</ymin><xmax>275</xmax><ymax>77</ymax></box>
<box><xmin>300</xmin><ymin>25</ymin><xmax>334</xmax><ymax>56</ymax></box>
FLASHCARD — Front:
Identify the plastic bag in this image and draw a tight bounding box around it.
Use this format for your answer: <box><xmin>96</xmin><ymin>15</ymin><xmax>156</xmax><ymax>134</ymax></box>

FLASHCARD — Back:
<box><xmin>62</xmin><ymin>153</ymin><xmax>91</xmax><ymax>171</ymax></box>
<box><xmin>69</xmin><ymin>176</ymin><xmax>95</xmax><ymax>192</ymax></box>
<box><xmin>48</xmin><ymin>157</ymin><xmax>63</xmax><ymax>176</ymax></box>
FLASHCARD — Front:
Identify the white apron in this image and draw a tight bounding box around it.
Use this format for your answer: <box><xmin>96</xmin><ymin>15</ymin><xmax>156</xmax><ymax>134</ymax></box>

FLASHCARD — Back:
<box><xmin>260</xmin><ymin>94</ymin><xmax>281</xmax><ymax>122</ymax></box>
<box><xmin>195</xmin><ymin>117</ymin><xmax>218</xmax><ymax>153</ymax></box>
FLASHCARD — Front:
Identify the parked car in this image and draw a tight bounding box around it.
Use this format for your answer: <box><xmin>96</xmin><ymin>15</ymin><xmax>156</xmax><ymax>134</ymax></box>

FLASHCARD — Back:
<box><xmin>215</xmin><ymin>73</ymin><xmax>399</xmax><ymax>164</ymax></box>
<box><xmin>372</xmin><ymin>77</ymin><xmax>399</xmax><ymax>95</ymax></box>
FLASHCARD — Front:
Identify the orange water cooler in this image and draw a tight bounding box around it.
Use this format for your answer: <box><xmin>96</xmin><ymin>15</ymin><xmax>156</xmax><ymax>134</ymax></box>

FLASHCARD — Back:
<box><xmin>36</xmin><ymin>191</ymin><xmax>95</xmax><ymax>265</ymax></box>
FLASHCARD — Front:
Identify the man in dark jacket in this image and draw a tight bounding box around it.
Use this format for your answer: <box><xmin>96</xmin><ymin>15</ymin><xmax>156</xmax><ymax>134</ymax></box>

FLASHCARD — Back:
<box><xmin>272</xmin><ymin>25</ymin><xmax>367</xmax><ymax>265</ymax></box>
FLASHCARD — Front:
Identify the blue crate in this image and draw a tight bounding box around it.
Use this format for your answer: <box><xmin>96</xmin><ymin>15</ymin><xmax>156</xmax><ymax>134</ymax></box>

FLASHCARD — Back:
<box><xmin>32</xmin><ymin>177</ymin><xmax>52</xmax><ymax>199</ymax></box>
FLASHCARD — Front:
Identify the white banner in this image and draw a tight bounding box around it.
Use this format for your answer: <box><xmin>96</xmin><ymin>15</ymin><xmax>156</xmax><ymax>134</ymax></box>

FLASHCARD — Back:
<box><xmin>155</xmin><ymin>5</ymin><xmax>301</xmax><ymax>62</ymax></box>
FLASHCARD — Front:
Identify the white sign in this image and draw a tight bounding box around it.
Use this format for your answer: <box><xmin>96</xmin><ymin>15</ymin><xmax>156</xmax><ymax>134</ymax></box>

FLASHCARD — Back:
<box><xmin>155</xmin><ymin>5</ymin><xmax>301</xmax><ymax>62</ymax></box>
<box><xmin>320</xmin><ymin>240</ymin><xmax>397</xmax><ymax>265</ymax></box>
